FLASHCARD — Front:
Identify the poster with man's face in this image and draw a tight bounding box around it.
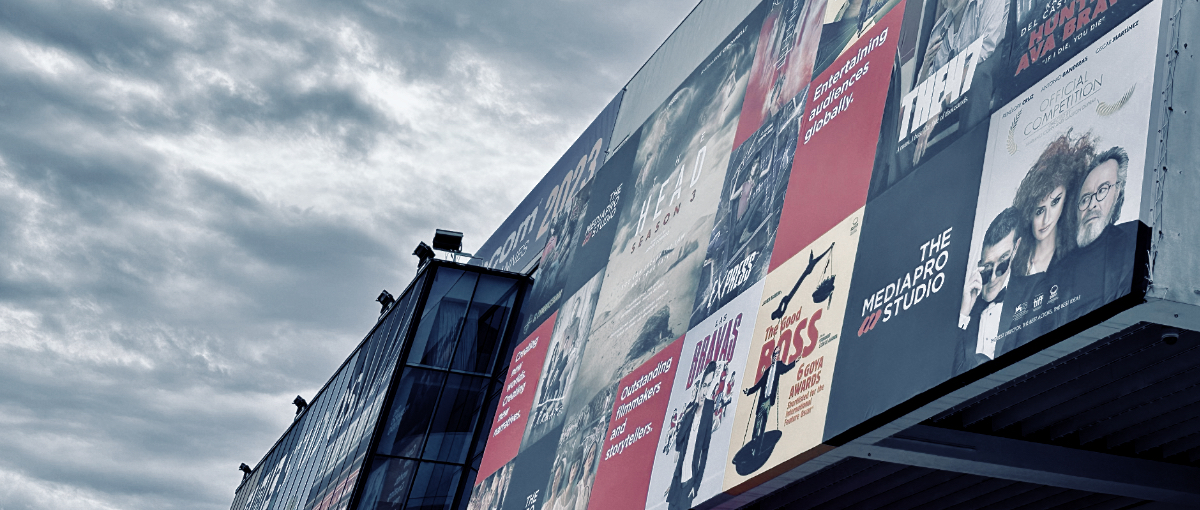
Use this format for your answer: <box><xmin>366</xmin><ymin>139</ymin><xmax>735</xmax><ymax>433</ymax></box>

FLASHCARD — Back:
<box><xmin>724</xmin><ymin>212</ymin><xmax>861</xmax><ymax>489</ymax></box>
<box><xmin>569</xmin><ymin>5</ymin><xmax>766</xmax><ymax>422</ymax></box>
<box><xmin>976</xmin><ymin>0</ymin><xmax>1158</xmax><ymax>355</ymax></box>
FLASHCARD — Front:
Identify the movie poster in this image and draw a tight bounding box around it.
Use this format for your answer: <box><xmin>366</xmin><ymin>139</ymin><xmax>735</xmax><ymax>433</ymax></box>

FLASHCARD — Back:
<box><xmin>771</xmin><ymin>5</ymin><xmax>904</xmax><ymax>268</ymax></box>
<box><xmin>568</xmin><ymin>6</ymin><xmax>766</xmax><ymax>423</ymax></box>
<box><xmin>536</xmin><ymin>386</ymin><xmax>616</xmax><ymax>510</ymax></box>
<box><xmin>646</xmin><ymin>281</ymin><xmax>763</xmax><ymax>510</ymax></box>
<box><xmin>589</xmin><ymin>337</ymin><xmax>684</xmax><ymax>510</ymax></box>
<box><xmin>825</xmin><ymin>123</ymin><xmax>988</xmax><ymax>440</ymax></box>
<box><xmin>1001</xmin><ymin>0</ymin><xmax>1156</xmax><ymax>101</ymax></box>
<box><xmin>522</xmin><ymin>270</ymin><xmax>605</xmax><ymax>450</ymax></box>
<box><xmin>476</xmin><ymin>93</ymin><xmax>623</xmax><ymax>274</ymax></box>
<box><xmin>477</xmin><ymin>317</ymin><xmax>553</xmax><ymax>482</ymax></box>
<box><xmin>724</xmin><ymin>212</ymin><xmax>861</xmax><ymax>488</ymax></box>
<box><xmin>691</xmin><ymin>99</ymin><xmax>803</xmax><ymax>327</ymax></box>
<box><xmin>734</xmin><ymin>0</ymin><xmax>827</xmax><ymax>149</ymax></box>
<box><xmin>976</xmin><ymin>1</ymin><xmax>1157</xmax><ymax>359</ymax></box>
<box><xmin>812</xmin><ymin>0</ymin><xmax>905</xmax><ymax>76</ymax></box>
<box><xmin>868</xmin><ymin>0</ymin><xmax>1015</xmax><ymax>199</ymax></box>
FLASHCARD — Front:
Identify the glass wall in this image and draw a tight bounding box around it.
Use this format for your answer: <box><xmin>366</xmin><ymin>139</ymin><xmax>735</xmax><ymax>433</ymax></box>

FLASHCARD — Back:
<box><xmin>230</xmin><ymin>261</ymin><xmax>526</xmax><ymax>510</ymax></box>
<box><xmin>357</xmin><ymin>267</ymin><xmax>522</xmax><ymax>510</ymax></box>
<box><xmin>230</xmin><ymin>272</ymin><xmax>427</xmax><ymax>510</ymax></box>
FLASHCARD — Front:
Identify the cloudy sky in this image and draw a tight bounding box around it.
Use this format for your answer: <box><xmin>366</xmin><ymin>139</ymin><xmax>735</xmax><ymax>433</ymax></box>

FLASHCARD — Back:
<box><xmin>0</xmin><ymin>1</ymin><xmax>696</xmax><ymax>508</ymax></box>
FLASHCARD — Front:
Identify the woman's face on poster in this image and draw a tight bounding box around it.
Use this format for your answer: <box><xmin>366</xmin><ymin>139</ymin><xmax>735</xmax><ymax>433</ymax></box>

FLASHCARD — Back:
<box><xmin>1032</xmin><ymin>185</ymin><xmax>1065</xmax><ymax>242</ymax></box>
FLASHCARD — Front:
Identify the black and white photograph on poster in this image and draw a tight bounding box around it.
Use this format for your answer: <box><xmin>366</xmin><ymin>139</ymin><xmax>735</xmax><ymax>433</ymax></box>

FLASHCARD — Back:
<box><xmin>825</xmin><ymin>123</ymin><xmax>987</xmax><ymax>440</ymax></box>
<box><xmin>975</xmin><ymin>0</ymin><xmax>1158</xmax><ymax>359</ymax></box>
<box><xmin>812</xmin><ymin>0</ymin><xmax>904</xmax><ymax>77</ymax></box>
<box><xmin>869</xmin><ymin>0</ymin><xmax>1013</xmax><ymax>199</ymax></box>
<box><xmin>569</xmin><ymin>6</ymin><xmax>766</xmax><ymax>422</ymax></box>
<box><xmin>1001</xmin><ymin>0</ymin><xmax>1155</xmax><ymax>102</ymax></box>
<box><xmin>691</xmin><ymin>100</ymin><xmax>803</xmax><ymax>328</ymax></box>
<box><xmin>540</xmin><ymin>385</ymin><xmax>615</xmax><ymax>510</ymax></box>
<box><xmin>522</xmin><ymin>270</ymin><xmax>605</xmax><ymax>450</ymax></box>
<box><xmin>467</xmin><ymin>461</ymin><xmax>515</xmax><ymax>510</ymax></box>
<box><xmin>646</xmin><ymin>281</ymin><xmax>761</xmax><ymax>510</ymax></box>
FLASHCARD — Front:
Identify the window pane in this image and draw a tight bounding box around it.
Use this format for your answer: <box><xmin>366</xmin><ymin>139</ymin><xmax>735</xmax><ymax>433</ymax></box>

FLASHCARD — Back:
<box><xmin>405</xmin><ymin>462</ymin><xmax>462</xmax><ymax>510</ymax></box>
<box><xmin>422</xmin><ymin>374</ymin><xmax>488</xmax><ymax>463</ymax></box>
<box><xmin>451</xmin><ymin>276</ymin><xmax>518</xmax><ymax>373</ymax></box>
<box><xmin>357</xmin><ymin>457</ymin><xmax>418</xmax><ymax>510</ymax></box>
<box><xmin>377</xmin><ymin>369</ymin><xmax>445</xmax><ymax>458</ymax></box>
<box><xmin>408</xmin><ymin>271</ymin><xmax>478</xmax><ymax>368</ymax></box>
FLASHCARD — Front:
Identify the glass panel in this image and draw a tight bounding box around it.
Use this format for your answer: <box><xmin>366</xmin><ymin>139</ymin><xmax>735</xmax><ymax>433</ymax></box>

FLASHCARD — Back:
<box><xmin>405</xmin><ymin>462</ymin><xmax>462</xmax><ymax>510</ymax></box>
<box><xmin>451</xmin><ymin>276</ymin><xmax>518</xmax><ymax>373</ymax></box>
<box><xmin>357</xmin><ymin>457</ymin><xmax>419</xmax><ymax>510</ymax></box>
<box><xmin>408</xmin><ymin>271</ymin><xmax>478</xmax><ymax>368</ymax></box>
<box><xmin>377</xmin><ymin>369</ymin><xmax>445</xmax><ymax>458</ymax></box>
<box><xmin>455</xmin><ymin>470</ymin><xmax>477</xmax><ymax>510</ymax></box>
<box><xmin>422</xmin><ymin>374</ymin><xmax>489</xmax><ymax>463</ymax></box>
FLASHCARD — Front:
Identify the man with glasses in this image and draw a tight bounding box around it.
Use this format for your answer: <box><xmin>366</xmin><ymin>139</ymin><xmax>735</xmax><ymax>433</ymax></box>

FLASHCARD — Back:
<box><xmin>954</xmin><ymin>207</ymin><xmax>1020</xmax><ymax>375</ymax></box>
<box><xmin>1059</xmin><ymin>147</ymin><xmax>1136</xmax><ymax>318</ymax></box>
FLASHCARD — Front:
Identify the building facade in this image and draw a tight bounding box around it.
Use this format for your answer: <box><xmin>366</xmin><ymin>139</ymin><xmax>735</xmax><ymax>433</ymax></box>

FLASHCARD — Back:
<box><xmin>233</xmin><ymin>0</ymin><xmax>1200</xmax><ymax>508</ymax></box>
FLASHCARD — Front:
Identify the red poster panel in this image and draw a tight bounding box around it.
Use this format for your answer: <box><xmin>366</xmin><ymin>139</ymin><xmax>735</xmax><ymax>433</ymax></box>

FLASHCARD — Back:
<box><xmin>476</xmin><ymin>312</ymin><xmax>555</xmax><ymax>482</ymax></box>
<box><xmin>770</xmin><ymin>2</ymin><xmax>905</xmax><ymax>271</ymax></box>
<box><xmin>588</xmin><ymin>336</ymin><xmax>685</xmax><ymax>510</ymax></box>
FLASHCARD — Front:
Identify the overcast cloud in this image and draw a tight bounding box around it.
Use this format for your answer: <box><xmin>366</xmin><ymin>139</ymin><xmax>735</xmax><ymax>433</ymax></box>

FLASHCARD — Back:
<box><xmin>0</xmin><ymin>1</ymin><xmax>695</xmax><ymax>508</ymax></box>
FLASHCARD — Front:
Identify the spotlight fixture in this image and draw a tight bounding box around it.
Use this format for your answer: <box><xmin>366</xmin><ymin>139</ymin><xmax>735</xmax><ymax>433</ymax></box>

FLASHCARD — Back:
<box><xmin>413</xmin><ymin>242</ymin><xmax>435</xmax><ymax>267</ymax></box>
<box><xmin>239</xmin><ymin>463</ymin><xmax>254</xmax><ymax>478</ymax></box>
<box><xmin>376</xmin><ymin>290</ymin><xmax>395</xmax><ymax>314</ymax></box>
<box><xmin>1162</xmin><ymin>328</ymin><xmax>1180</xmax><ymax>345</ymax></box>
<box><xmin>293</xmin><ymin>395</ymin><xmax>309</xmax><ymax>416</ymax></box>
<box><xmin>433</xmin><ymin>229</ymin><xmax>464</xmax><ymax>253</ymax></box>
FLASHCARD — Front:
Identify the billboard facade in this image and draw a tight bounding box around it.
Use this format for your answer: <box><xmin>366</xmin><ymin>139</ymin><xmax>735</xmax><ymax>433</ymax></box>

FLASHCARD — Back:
<box><xmin>471</xmin><ymin>0</ymin><xmax>1161</xmax><ymax>506</ymax></box>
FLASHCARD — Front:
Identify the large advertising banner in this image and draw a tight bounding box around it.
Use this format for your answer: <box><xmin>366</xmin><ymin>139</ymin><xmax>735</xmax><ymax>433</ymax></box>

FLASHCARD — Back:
<box><xmin>477</xmin><ymin>92</ymin><xmax>623</xmax><ymax>275</ymax></box>
<box><xmin>477</xmin><ymin>316</ymin><xmax>553</xmax><ymax>482</ymax></box>
<box><xmin>569</xmin><ymin>6</ymin><xmax>767</xmax><ymax>425</ymax></box>
<box><xmin>724</xmin><ymin>211</ymin><xmax>862</xmax><ymax>488</ymax></box>
<box><xmin>735</xmin><ymin>0</ymin><xmax>827</xmax><ymax>149</ymax></box>
<box><xmin>825</xmin><ymin>123</ymin><xmax>988</xmax><ymax>439</ymax></box>
<box><xmin>589</xmin><ymin>337</ymin><xmax>684</xmax><ymax>510</ymax></box>
<box><xmin>1001</xmin><ymin>0</ymin><xmax>1156</xmax><ymax>102</ymax></box>
<box><xmin>976</xmin><ymin>0</ymin><xmax>1158</xmax><ymax>360</ymax></box>
<box><xmin>869</xmin><ymin>0</ymin><xmax>1014</xmax><ymax>199</ymax></box>
<box><xmin>521</xmin><ymin>270</ymin><xmax>605</xmax><ymax>450</ymax></box>
<box><xmin>771</xmin><ymin>4</ymin><xmax>904</xmax><ymax>268</ymax></box>
<box><xmin>646</xmin><ymin>281</ymin><xmax>763</xmax><ymax>510</ymax></box>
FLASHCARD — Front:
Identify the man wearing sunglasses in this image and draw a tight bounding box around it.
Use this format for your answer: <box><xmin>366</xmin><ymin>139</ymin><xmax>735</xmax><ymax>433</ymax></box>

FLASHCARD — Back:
<box><xmin>954</xmin><ymin>207</ymin><xmax>1020</xmax><ymax>376</ymax></box>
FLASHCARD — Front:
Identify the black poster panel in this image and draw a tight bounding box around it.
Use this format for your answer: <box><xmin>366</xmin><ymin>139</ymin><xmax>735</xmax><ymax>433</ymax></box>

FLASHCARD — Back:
<box><xmin>521</xmin><ymin>128</ymin><xmax>642</xmax><ymax>337</ymax></box>
<box><xmin>825</xmin><ymin>122</ymin><xmax>988</xmax><ymax>440</ymax></box>
<box><xmin>475</xmin><ymin>92</ymin><xmax>624</xmax><ymax>274</ymax></box>
<box><xmin>868</xmin><ymin>0</ymin><xmax>1014</xmax><ymax>200</ymax></box>
<box><xmin>689</xmin><ymin>99</ymin><xmax>803</xmax><ymax>328</ymax></box>
<box><xmin>999</xmin><ymin>0</ymin><xmax>1154</xmax><ymax>103</ymax></box>
<box><xmin>499</xmin><ymin>425</ymin><xmax>561</xmax><ymax>510</ymax></box>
